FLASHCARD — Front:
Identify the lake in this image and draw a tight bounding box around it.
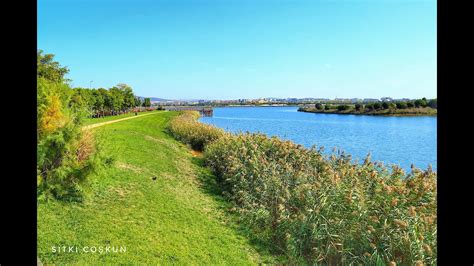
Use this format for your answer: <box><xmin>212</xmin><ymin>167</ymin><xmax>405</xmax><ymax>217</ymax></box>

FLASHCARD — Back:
<box><xmin>199</xmin><ymin>106</ymin><xmax>437</xmax><ymax>172</ymax></box>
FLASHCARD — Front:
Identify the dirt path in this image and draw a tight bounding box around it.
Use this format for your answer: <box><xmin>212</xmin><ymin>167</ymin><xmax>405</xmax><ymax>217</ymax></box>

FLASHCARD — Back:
<box><xmin>82</xmin><ymin>111</ymin><xmax>165</xmax><ymax>130</ymax></box>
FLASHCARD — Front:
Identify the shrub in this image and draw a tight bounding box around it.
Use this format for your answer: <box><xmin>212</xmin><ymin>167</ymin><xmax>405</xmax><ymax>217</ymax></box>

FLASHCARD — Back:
<box><xmin>396</xmin><ymin>102</ymin><xmax>408</xmax><ymax>109</ymax></box>
<box><xmin>366</xmin><ymin>103</ymin><xmax>374</xmax><ymax>110</ymax></box>
<box><xmin>315</xmin><ymin>103</ymin><xmax>323</xmax><ymax>110</ymax></box>
<box><xmin>355</xmin><ymin>103</ymin><xmax>362</xmax><ymax>111</ymax></box>
<box><xmin>414</xmin><ymin>99</ymin><xmax>427</xmax><ymax>108</ymax></box>
<box><xmin>428</xmin><ymin>99</ymin><xmax>437</xmax><ymax>109</ymax></box>
<box><xmin>337</xmin><ymin>105</ymin><xmax>350</xmax><ymax>111</ymax></box>
<box><xmin>205</xmin><ymin>133</ymin><xmax>437</xmax><ymax>265</ymax></box>
<box><xmin>37</xmin><ymin>78</ymin><xmax>100</xmax><ymax>200</ymax></box>
<box><xmin>167</xmin><ymin>111</ymin><xmax>225</xmax><ymax>151</ymax></box>
<box><xmin>407</xmin><ymin>101</ymin><xmax>415</xmax><ymax>108</ymax></box>
<box><xmin>373</xmin><ymin>102</ymin><xmax>382</xmax><ymax>110</ymax></box>
<box><xmin>382</xmin><ymin>102</ymin><xmax>390</xmax><ymax>109</ymax></box>
<box><xmin>325</xmin><ymin>104</ymin><xmax>332</xmax><ymax>110</ymax></box>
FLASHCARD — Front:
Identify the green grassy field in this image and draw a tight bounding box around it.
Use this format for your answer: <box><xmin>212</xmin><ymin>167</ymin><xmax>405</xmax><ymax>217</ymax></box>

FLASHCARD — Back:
<box><xmin>37</xmin><ymin>111</ymin><xmax>275</xmax><ymax>264</ymax></box>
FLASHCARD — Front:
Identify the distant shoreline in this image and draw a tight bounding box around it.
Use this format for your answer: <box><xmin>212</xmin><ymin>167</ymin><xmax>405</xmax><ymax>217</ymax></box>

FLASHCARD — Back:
<box><xmin>298</xmin><ymin>107</ymin><xmax>437</xmax><ymax>117</ymax></box>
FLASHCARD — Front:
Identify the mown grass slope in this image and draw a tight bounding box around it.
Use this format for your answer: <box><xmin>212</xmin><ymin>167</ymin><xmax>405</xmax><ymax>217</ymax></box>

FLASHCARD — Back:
<box><xmin>37</xmin><ymin>111</ymin><xmax>273</xmax><ymax>265</ymax></box>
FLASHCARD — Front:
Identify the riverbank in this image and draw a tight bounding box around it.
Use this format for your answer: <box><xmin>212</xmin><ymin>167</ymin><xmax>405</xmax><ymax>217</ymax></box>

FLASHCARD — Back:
<box><xmin>298</xmin><ymin>106</ymin><xmax>437</xmax><ymax>116</ymax></box>
<box><xmin>169</xmin><ymin>111</ymin><xmax>437</xmax><ymax>265</ymax></box>
<box><xmin>38</xmin><ymin>112</ymin><xmax>275</xmax><ymax>264</ymax></box>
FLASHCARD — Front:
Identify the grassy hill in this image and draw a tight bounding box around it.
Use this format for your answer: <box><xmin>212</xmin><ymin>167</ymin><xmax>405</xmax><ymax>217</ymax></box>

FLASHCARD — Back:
<box><xmin>37</xmin><ymin>111</ymin><xmax>275</xmax><ymax>264</ymax></box>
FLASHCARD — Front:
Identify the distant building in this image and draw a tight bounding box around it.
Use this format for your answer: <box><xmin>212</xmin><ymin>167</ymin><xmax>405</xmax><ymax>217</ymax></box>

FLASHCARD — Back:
<box><xmin>381</xmin><ymin>97</ymin><xmax>393</xmax><ymax>102</ymax></box>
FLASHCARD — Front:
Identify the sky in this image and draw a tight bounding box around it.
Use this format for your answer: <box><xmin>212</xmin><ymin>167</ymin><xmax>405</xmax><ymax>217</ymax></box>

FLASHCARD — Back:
<box><xmin>38</xmin><ymin>0</ymin><xmax>437</xmax><ymax>100</ymax></box>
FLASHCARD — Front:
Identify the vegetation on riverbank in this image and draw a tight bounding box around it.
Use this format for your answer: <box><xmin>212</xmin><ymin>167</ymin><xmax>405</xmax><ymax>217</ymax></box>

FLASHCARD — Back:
<box><xmin>38</xmin><ymin>112</ymin><xmax>277</xmax><ymax>264</ymax></box>
<box><xmin>37</xmin><ymin>51</ymin><xmax>104</xmax><ymax>200</ymax></box>
<box><xmin>168</xmin><ymin>112</ymin><xmax>437</xmax><ymax>265</ymax></box>
<box><xmin>298</xmin><ymin>98</ymin><xmax>437</xmax><ymax>116</ymax></box>
<box><xmin>167</xmin><ymin>111</ymin><xmax>225</xmax><ymax>151</ymax></box>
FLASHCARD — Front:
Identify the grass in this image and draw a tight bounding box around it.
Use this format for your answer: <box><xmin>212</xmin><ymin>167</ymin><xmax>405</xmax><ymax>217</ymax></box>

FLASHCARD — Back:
<box><xmin>81</xmin><ymin>110</ymin><xmax>162</xmax><ymax>126</ymax></box>
<box><xmin>37</xmin><ymin>111</ymin><xmax>276</xmax><ymax>264</ymax></box>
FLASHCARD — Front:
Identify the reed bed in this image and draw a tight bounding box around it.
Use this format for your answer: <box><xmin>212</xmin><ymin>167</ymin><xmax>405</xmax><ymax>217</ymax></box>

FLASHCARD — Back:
<box><xmin>167</xmin><ymin>111</ymin><xmax>225</xmax><ymax>151</ymax></box>
<box><xmin>168</xmin><ymin>112</ymin><xmax>437</xmax><ymax>265</ymax></box>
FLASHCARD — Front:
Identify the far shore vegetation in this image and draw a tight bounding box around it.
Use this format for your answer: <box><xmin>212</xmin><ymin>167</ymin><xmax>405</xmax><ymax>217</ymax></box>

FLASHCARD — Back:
<box><xmin>298</xmin><ymin>99</ymin><xmax>437</xmax><ymax>116</ymax></box>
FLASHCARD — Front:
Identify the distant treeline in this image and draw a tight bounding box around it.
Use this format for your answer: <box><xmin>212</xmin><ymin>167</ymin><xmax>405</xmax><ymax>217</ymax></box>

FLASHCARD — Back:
<box><xmin>70</xmin><ymin>86</ymin><xmax>154</xmax><ymax>117</ymax></box>
<box><xmin>299</xmin><ymin>98</ymin><xmax>437</xmax><ymax>116</ymax></box>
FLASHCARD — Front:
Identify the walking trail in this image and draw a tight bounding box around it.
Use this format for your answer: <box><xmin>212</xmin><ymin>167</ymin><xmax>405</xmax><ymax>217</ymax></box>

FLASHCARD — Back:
<box><xmin>82</xmin><ymin>111</ymin><xmax>164</xmax><ymax>130</ymax></box>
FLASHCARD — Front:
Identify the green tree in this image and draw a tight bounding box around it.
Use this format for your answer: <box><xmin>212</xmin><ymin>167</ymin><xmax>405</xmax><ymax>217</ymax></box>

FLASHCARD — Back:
<box><xmin>109</xmin><ymin>87</ymin><xmax>125</xmax><ymax>111</ymax></box>
<box><xmin>134</xmin><ymin>96</ymin><xmax>142</xmax><ymax>107</ymax></box>
<box><xmin>116</xmin><ymin>83</ymin><xmax>135</xmax><ymax>110</ymax></box>
<box><xmin>407</xmin><ymin>101</ymin><xmax>415</xmax><ymax>108</ymax></box>
<box><xmin>396</xmin><ymin>102</ymin><xmax>408</xmax><ymax>109</ymax></box>
<box><xmin>414</xmin><ymin>99</ymin><xmax>427</xmax><ymax>108</ymax></box>
<box><xmin>337</xmin><ymin>105</ymin><xmax>350</xmax><ymax>111</ymax></box>
<box><xmin>143</xmin><ymin>98</ymin><xmax>152</xmax><ymax>107</ymax></box>
<box><xmin>382</xmin><ymin>102</ymin><xmax>390</xmax><ymax>109</ymax></box>
<box><xmin>37</xmin><ymin>50</ymin><xmax>70</xmax><ymax>83</ymax></box>
<box><xmin>92</xmin><ymin>89</ymin><xmax>105</xmax><ymax>113</ymax></box>
<box><xmin>355</xmin><ymin>103</ymin><xmax>362</xmax><ymax>111</ymax></box>
<box><xmin>428</xmin><ymin>99</ymin><xmax>437</xmax><ymax>109</ymax></box>
<box><xmin>373</xmin><ymin>102</ymin><xmax>382</xmax><ymax>110</ymax></box>
<box><xmin>315</xmin><ymin>103</ymin><xmax>323</xmax><ymax>110</ymax></box>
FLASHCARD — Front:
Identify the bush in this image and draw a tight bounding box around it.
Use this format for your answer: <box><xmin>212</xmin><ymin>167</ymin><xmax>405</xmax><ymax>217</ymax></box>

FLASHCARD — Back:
<box><xmin>355</xmin><ymin>103</ymin><xmax>362</xmax><ymax>111</ymax></box>
<box><xmin>315</xmin><ymin>103</ymin><xmax>323</xmax><ymax>110</ymax></box>
<box><xmin>428</xmin><ymin>99</ymin><xmax>437</xmax><ymax>109</ymax></box>
<box><xmin>407</xmin><ymin>101</ymin><xmax>415</xmax><ymax>108</ymax></box>
<box><xmin>366</xmin><ymin>103</ymin><xmax>374</xmax><ymax>110</ymax></box>
<box><xmin>205</xmin><ymin>133</ymin><xmax>437</xmax><ymax>265</ymax></box>
<box><xmin>382</xmin><ymin>102</ymin><xmax>390</xmax><ymax>109</ymax></box>
<box><xmin>325</xmin><ymin>104</ymin><xmax>332</xmax><ymax>110</ymax></box>
<box><xmin>414</xmin><ymin>99</ymin><xmax>427</xmax><ymax>108</ymax></box>
<box><xmin>167</xmin><ymin>111</ymin><xmax>225</xmax><ymax>151</ymax></box>
<box><xmin>37</xmin><ymin>78</ymin><xmax>100</xmax><ymax>200</ymax></box>
<box><xmin>337</xmin><ymin>105</ymin><xmax>350</xmax><ymax>111</ymax></box>
<box><xmin>373</xmin><ymin>102</ymin><xmax>382</xmax><ymax>110</ymax></box>
<box><xmin>396</xmin><ymin>102</ymin><xmax>408</xmax><ymax>109</ymax></box>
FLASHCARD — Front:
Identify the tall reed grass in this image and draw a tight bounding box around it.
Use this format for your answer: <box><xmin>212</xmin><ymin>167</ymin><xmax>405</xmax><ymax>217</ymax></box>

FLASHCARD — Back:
<box><xmin>167</xmin><ymin>111</ymin><xmax>225</xmax><ymax>151</ymax></box>
<box><xmin>168</xmin><ymin>112</ymin><xmax>437</xmax><ymax>265</ymax></box>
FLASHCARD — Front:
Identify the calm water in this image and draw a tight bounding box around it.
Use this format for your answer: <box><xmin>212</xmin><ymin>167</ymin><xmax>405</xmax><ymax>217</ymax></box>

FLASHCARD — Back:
<box><xmin>200</xmin><ymin>106</ymin><xmax>437</xmax><ymax>171</ymax></box>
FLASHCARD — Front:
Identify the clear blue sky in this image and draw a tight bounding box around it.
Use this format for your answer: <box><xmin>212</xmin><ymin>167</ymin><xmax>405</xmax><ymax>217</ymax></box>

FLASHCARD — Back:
<box><xmin>38</xmin><ymin>0</ymin><xmax>436</xmax><ymax>100</ymax></box>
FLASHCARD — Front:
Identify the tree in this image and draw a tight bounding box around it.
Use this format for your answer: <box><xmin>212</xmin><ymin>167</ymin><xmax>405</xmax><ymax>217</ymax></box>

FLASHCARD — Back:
<box><xmin>37</xmin><ymin>51</ymin><xmax>99</xmax><ymax>200</ymax></box>
<box><xmin>355</xmin><ymin>103</ymin><xmax>362</xmax><ymax>111</ymax></box>
<box><xmin>366</xmin><ymin>103</ymin><xmax>374</xmax><ymax>110</ymax></box>
<box><xmin>382</xmin><ymin>102</ymin><xmax>390</xmax><ymax>109</ymax></box>
<box><xmin>116</xmin><ymin>83</ymin><xmax>135</xmax><ymax>110</ymax></box>
<box><xmin>315</xmin><ymin>103</ymin><xmax>323</xmax><ymax>110</ymax></box>
<box><xmin>92</xmin><ymin>89</ymin><xmax>105</xmax><ymax>113</ymax></box>
<box><xmin>373</xmin><ymin>102</ymin><xmax>382</xmax><ymax>110</ymax></box>
<box><xmin>324</xmin><ymin>104</ymin><xmax>331</xmax><ymax>110</ymax></box>
<box><xmin>109</xmin><ymin>87</ymin><xmax>125</xmax><ymax>111</ymax></box>
<box><xmin>143</xmin><ymin>98</ymin><xmax>152</xmax><ymax>107</ymax></box>
<box><xmin>396</xmin><ymin>102</ymin><xmax>408</xmax><ymax>109</ymax></box>
<box><xmin>407</xmin><ymin>101</ymin><xmax>415</xmax><ymax>108</ymax></box>
<box><xmin>428</xmin><ymin>99</ymin><xmax>437</xmax><ymax>109</ymax></box>
<box><xmin>414</xmin><ymin>99</ymin><xmax>427</xmax><ymax>108</ymax></box>
<box><xmin>37</xmin><ymin>50</ymin><xmax>70</xmax><ymax>83</ymax></box>
<box><xmin>337</xmin><ymin>105</ymin><xmax>350</xmax><ymax>111</ymax></box>
<box><xmin>134</xmin><ymin>96</ymin><xmax>143</xmax><ymax>107</ymax></box>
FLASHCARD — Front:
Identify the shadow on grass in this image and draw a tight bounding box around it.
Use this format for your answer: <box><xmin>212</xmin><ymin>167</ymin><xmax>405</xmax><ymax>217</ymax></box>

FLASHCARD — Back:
<box><xmin>189</xmin><ymin>156</ymin><xmax>285</xmax><ymax>264</ymax></box>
